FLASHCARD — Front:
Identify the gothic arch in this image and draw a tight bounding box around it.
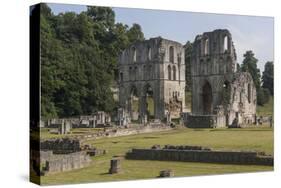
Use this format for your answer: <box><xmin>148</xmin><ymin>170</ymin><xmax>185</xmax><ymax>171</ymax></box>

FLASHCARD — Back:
<box><xmin>147</xmin><ymin>46</ymin><xmax>151</xmax><ymax>60</ymax></box>
<box><xmin>173</xmin><ymin>65</ymin><xmax>176</xmax><ymax>80</ymax></box>
<box><xmin>204</xmin><ymin>38</ymin><xmax>209</xmax><ymax>55</ymax></box>
<box><xmin>202</xmin><ymin>81</ymin><xmax>213</xmax><ymax>114</ymax></box>
<box><xmin>168</xmin><ymin>65</ymin><xmax>172</xmax><ymax>80</ymax></box>
<box><xmin>132</xmin><ymin>47</ymin><xmax>136</xmax><ymax>62</ymax></box>
<box><xmin>169</xmin><ymin>46</ymin><xmax>174</xmax><ymax>63</ymax></box>
<box><xmin>248</xmin><ymin>84</ymin><xmax>251</xmax><ymax>103</ymax></box>
<box><xmin>223</xmin><ymin>35</ymin><xmax>228</xmax><ymax>52</ymax></box>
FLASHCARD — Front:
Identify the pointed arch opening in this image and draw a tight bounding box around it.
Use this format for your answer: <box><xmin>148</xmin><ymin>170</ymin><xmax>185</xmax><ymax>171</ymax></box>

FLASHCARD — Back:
<box><xmin>169</xmin><ymin>46</ymin><xmax>174</xmax><ymax>63</ymax></box>
<box><xmin>168</xmin><ymin>65</ymin><xmax>172</xmax><ymax>80</ymax></box>
<box><xmin>204</xmin><ymin>38</ymin><xmax>209</xmax><ymax>55</ymax></box>
<box><xmin>223</xmin><ymin>36</ymin><xmax>228</xmax><ymax>52</ymax></box>
<box><xmin>202</xmin><ymin>81</ymin><xmax>213</xmax><ymax>114</ymax></box>
<box><xmin>144</xmin><ymin>84</ymin><xmax>154</xmax><ymax>120</ymax></box>
<box><xmin>173</xmin><ymin>66</ymin><xmax>176</xmax><ymax>80</ymax></box>
<box><xmin>147</xmin><ymin>46</ymin><xmax>151</xmax><ymax>60</ymax></box>
<box><xmin>132</xmin><ymin>47</ymin><xmax>137</xmax><ymax>62</ymax></box>
<box><xmin>248</xmin><ymin>84</ymin><xmax>251</xmax><ymax>103</ymax></box>
<box><xmin>129</xmin><ymin>85</ymin><xmax>140</xmax><ymax>121</ymax></box>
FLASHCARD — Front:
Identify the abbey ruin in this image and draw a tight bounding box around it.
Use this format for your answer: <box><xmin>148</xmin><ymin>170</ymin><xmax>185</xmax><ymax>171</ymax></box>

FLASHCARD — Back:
<box><xmin>118</xmin><ymin>29</ymin><xmax>257</xmax><ymax>128</ymax></box>
<box><xmin>118</xmin><ymin>37</ymin><xmax>186</xmax><ymax>122</ymax></box>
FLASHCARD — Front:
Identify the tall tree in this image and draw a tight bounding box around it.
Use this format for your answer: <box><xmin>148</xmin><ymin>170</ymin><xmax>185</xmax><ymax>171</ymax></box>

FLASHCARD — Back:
<box><xmin>127</xmin><ymin>23</ymin><xmax>145</xmax><ymax>44</ymax></box>
<box><xmin>40</xmin><ymin>4</ymin><xmax>145</xmax><ymax>118</ymax></box>
<box><xmin>241</xmin><ymin>50</ymin><xmax>261</xmax><ymax>90</ymax></box>
<box><xmin>262</xmin><ymin>61</ymin><xmax>274</xmax><ymax>95</ymax></box>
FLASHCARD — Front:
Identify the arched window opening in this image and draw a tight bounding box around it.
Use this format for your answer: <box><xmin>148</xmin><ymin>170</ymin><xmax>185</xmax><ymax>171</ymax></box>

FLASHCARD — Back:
<box><xmin>134</xmin><ymin>66</ymin><xmax>138</xmax><ymax>80</ymax></box>
<box><xmin>148</xmin><ymin>47</ymin><xmax>151</xmax><ymax>61</ymax></box>
<box><xmin>144</xmin><ymin>84</ymin><xmax>154</xmax><ymax>120</ymax></box>
<box><xmin>148</xmin><ymin>65</ymin><xmax>152</xmax><ymax>79</ymax></box>
<box><xmin>143</xmin><ymin>65</ymin><xmax>146</xmax><ymax>80</ymax></box>
<box><xmin>169</xmin><ymin>46</ymin><xmax>174</xmax><ymax>63</ymax></box>
<box><xmin>173</xmin><ymin>66</ymin><xmax>176</xmax><ymax>80</ymax></box>
<box><xmin>119</xmin><ymin>72</ymin><xmax>123</xmax><ymax>82</ymax></box>
<box><xmin>248</xmin><ymin>84</ymin><xmax>251</xmax><ymax>103</ymax></box>
<box><xmin>202</xmin><ymin>81</ymin><xmax>213</xmax><ymax>114</ymax></box>
<box><xmin>130</xmin><ymin>85</ymin><xmax>140</xmax><ymax>121</ymax></box>
<box><xmin>132</xmin><ymin>47</ymin><xmax>136</xmax><ymax>62</ymax></box>
<box><xmin>223</xmin><ymin>81</ymin><xmax>229</xmax><ymax>89</ymax></box>
<box><xmin>204</xmin><ymin>38</ymin><xmax>209</xmax><ymax>55</ymax></box>
<box><xmin>168</xmin><ymin>65</ymin><xmax>171</xmax><ymax>80</ymax></box>
<box><xmin>129</xmin><ymin>67</ymin><xmax>132</xmax><ymax>80</ymax></box>
<box><xmin>223</xmin><ymin>36</ymin><xmax>228</xmax><ymax>52</ymax></box>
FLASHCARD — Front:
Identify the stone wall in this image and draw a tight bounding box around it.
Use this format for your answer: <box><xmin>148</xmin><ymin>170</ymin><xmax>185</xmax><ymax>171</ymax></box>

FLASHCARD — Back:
<box><xmin>40</xmin><ymin>138</ymin><xmax>81</xmax><ymax>154</ymax></box>
<box><xmin>118</xmin><ymin>37</ymin><xmax>186</xmax><ymax>121</ymax></box>
<box><xmin>183</xmin><ymin>113</ymin><xmax>226</xmax><ymax>128</ymax></box>
<box><xmin>189</xmin><ymin>29</ymin><xmax>257</xmax><ymax>128</ymax></box>
<box><xmin>40</xmin><ymin>151</ymin><xmax>91</xmax><ymax>175</ymax></box>
<box><xmin>77</xmin><ymin>124</ymin><xmax>172</xmax><ymax>142</ymax></box>
<box><xmin>126</xmin><ymin>146</ymin><xmax>273</xmax><ymax>166</ymax></box>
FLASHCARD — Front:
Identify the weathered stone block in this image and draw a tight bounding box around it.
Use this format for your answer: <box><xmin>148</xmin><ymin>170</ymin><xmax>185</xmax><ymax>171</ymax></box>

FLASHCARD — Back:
<box><xmin>109</xmin><ymin>158</ymin><xmax>121</xmax><ymax>174</ymax></box>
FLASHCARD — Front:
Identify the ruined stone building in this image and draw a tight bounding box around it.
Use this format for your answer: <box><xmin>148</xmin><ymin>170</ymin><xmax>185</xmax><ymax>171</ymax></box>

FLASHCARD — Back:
<box><xmin>187</xmin><ymin>29</ymin><xmax>256</xmax><ymax>128</ymax></box>
<box><xmin>118</xmin><ymin>37</ymin><xmax>186</xmax><ymax>122</ymax></box>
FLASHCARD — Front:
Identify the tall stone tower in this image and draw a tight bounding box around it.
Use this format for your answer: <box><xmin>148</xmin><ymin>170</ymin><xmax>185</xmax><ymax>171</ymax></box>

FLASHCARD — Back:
<box><xmin>188</xmin><ymin>29</ymin><xmax>256</xmax><ymax>128</ymax></box>
<box><xmin>118</xmin><ymin>37</ymin><xmax>186</xmax><ymax>122</ymax></box>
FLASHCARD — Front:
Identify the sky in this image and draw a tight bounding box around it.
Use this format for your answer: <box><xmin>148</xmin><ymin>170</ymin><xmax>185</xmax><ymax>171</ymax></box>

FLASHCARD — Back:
<box><xmin>47</xmin><ymin>3</ymin><xmax>274</xmax><ymax>72</ymax></box>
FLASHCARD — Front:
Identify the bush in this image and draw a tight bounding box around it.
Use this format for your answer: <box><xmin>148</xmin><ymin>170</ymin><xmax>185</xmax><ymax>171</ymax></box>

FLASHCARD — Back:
<box><xmin>257</xmin><ymin>88</ymin><xmax>270</xmax><ymax>106</ymax></box>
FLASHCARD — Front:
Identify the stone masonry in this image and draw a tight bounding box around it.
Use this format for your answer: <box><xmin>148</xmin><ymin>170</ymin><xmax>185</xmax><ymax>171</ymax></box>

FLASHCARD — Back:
<box><xmin>187</xmin><ymin>29</ymin><xmax>256</xmax><ymax>128</ymax></box>
<box><xmin>126</xmin><ymin>145</ymin><xmax>273</xmax><ymax>166</ymax></box>
<box><xmin>118</xmin><ymin>37</ymin><xmax>186</xmax><ymax>121</ymax></box>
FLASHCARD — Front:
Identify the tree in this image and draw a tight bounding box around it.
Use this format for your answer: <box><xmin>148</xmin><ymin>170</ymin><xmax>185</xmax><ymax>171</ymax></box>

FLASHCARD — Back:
<box><xmin>257</xmin><ymin>88</ymin><xmax>270</xmax><ymax>106</ymax></box>
<box><xmin>241</xmin><ymin>51</ymin><xmax>261</xmax><ymax>90</ymax></box>
<box><xmin>184</xmin><ymin>41</ymin><xmax>192</xmax><ymax>91</ymax></box>
<box><xmin>126</xmin><ymin>23</ymin><xmax>145</xmax><ymax>44</ymax></box>
<box><xmin>40</xmin><ymin>4</ymin><xmax>145</xmax><ymax>118</ymax></box>
<box><xmin>262</xmin><ymin>61</ymin><xmax>274</xmax><ymax>95</ymax></box>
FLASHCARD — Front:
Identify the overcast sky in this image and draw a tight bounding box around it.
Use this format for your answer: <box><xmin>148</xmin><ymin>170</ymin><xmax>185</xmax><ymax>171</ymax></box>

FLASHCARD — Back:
<box><xmin>47</xmin><ymin>3</ymin><xmax>274</xmax><ymax>72</ymax></box>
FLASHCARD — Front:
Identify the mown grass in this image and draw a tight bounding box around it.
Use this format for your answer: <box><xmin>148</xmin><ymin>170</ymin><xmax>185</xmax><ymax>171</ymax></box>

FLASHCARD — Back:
<box><xmin>41</xmin><ymin>127</ymin><xmax>273</xmax><ymax>185</ymax></box>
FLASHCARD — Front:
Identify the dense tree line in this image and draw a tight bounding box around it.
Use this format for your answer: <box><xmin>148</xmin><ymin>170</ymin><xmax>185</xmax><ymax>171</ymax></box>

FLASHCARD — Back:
<box><xmin>40</xmin><ymin>4</ymin><xmax>144</xmax><ymax>119</ymax></box>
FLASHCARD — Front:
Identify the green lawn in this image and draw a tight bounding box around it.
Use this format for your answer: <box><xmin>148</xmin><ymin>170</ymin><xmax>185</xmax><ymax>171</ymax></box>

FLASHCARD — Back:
<box><xmin>41</xmin><ymin>127</ymin><xmax>273</xmax><ymax>185</ymax></box>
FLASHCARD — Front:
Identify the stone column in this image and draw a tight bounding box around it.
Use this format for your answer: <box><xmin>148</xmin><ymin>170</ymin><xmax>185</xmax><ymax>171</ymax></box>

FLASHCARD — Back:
<box><xmin>109</xmin><ymin>158</ymin><xmax>121</xmax><ymax>174</ymax></box>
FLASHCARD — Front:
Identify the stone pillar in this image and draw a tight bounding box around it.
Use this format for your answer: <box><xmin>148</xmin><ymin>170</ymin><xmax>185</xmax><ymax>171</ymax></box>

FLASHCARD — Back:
<box><xmin>109</xmin><ymin>158</ymin><xmax>121</xmax><ymax>174</ymax></box>
<box><xmin>166</xmin><ymin>111</ymin><xmax>171</xmax><ymax>124</ymax></box>
<box><xmin>139</xmin><ymin>96</ymin><xmax>147</xmax><ymax>121</ymax></box>
<box><xmin>159</xmin><ymin>169</ymin><xmax>174</xmax><ymax>177</ymax></box>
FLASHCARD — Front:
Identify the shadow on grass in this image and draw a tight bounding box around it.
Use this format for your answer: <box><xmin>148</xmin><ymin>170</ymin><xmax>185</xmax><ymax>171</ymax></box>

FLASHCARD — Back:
<box><xmin>209</xmin><ymin>128</ymin><xmax>272</xmax><ymax>132</ymax></box>
<box><xmin>99</xmin><ymin>172</ymin><xmax>110</xmax><ymax>175</ymax></box>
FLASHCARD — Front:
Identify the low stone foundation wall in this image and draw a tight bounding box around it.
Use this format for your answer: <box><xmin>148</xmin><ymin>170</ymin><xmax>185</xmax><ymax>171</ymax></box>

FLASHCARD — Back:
<box><xmin>40</xmin><ymin>151</ymin><xmax>91</xmax><ymax>175</ymax></box>
<box><xmin>126</xmin><ymin>146</ymin><xmax>273</xmax><ymax>166</ymax></box>
<box><xmin>184</xmin><ymin>114</ymin><xmax>226</xmax><ymax>128</ymax></box>
<box><xmin>40</xmin><ymin>138</ymin><xmax>81</xmax><ymax>154</ymax></box>
<box><xmin>72</xmin><ymin>124</ymin><xmax>172</xmax><ymax>142</ymax></box>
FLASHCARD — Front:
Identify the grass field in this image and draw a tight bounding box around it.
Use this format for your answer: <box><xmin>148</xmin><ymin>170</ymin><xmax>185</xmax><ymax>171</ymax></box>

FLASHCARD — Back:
<box><xmin>41</xmin><ymin>127</ymin><xmax>273</xmax><ymax>185</ymax></box>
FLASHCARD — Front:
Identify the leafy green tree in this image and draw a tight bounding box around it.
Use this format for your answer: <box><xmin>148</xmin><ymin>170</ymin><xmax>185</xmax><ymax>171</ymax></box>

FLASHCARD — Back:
<box><xmin>257</xmin><ymin>88</ymin><xmax>270</xmax><ymax>106</ymax></box>
<box><xmin>127</xmin><ymin>23</ymin><xmax>145</xmax><ymax>44</ymax></box>
<box><xmin>40</xmin><ymin>4</ymin><xmax>145</xmax><ymax>118</ymax></box>
<box><xmin>262</xmin><ymin>61</ymin><xmax>274</xmax><ymax>95</ymax></box>
<box><xmin>241</xmin><ymin>51</ymin><xmax>261</xmax><ymax>90</ymax></box>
